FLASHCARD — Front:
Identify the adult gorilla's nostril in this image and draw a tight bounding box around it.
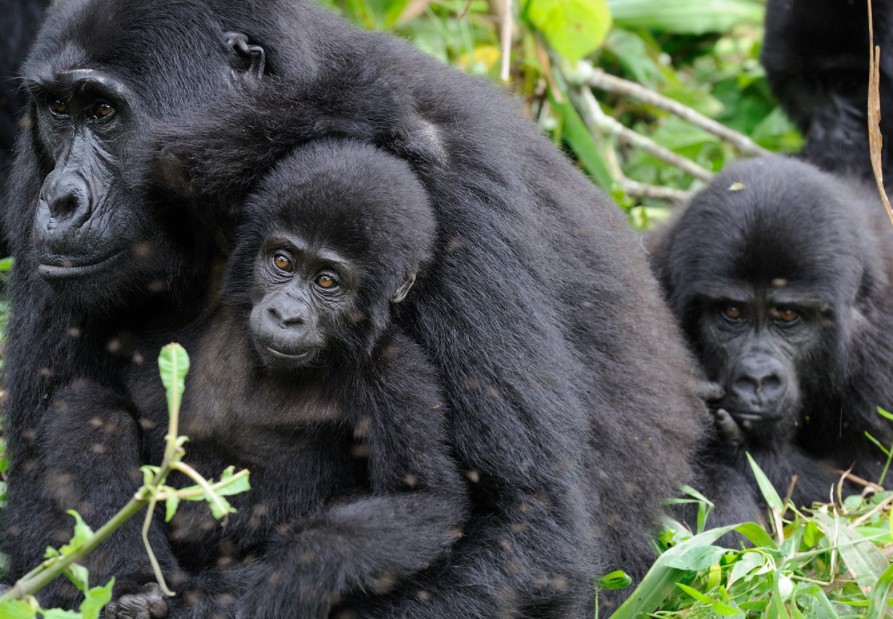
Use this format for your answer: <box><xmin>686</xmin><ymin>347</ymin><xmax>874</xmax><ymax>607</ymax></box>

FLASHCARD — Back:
<box><xmin>42</xmin><ymin>173</ymin><xmax>91</xmax><ymax>219</ymax></box>
<box><xmin>48</xmin><ymin>193</ymin><xmax>80</xmax><ymax>217</ymax></box>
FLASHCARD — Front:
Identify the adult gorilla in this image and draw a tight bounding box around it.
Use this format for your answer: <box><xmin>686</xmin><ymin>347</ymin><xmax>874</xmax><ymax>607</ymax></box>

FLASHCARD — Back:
<box><xmin>2</xmin><ymin>0</ymin><xmax>704</xmax><ymax>615</ymax></box>
<box><xmin>762</xmin><ymin>0</ymin><xmax>893</xmax><ymax>177</ymax></box>
<box><xmin>650</xmin><ymin>156</ymin><xmax>893</xmax><ymax>523</ymax></box>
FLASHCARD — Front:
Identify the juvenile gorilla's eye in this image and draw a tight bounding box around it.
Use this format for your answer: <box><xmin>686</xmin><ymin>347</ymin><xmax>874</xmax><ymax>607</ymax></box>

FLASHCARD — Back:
<box><xmin>93</xmin><ymin>100</ymin><xmax>114</xmax><ymax>119</ymax></box>
<box><xmin>773</xmin><ymin>307</ymin><xmax>799</xmax><ymax>323</ymax></box>
<box><xmin>722</xmin><ymin>305</ymin><xmax>743</xmax><ymax>321</ymax></box>
<box><xmin>272</xmin><ymin>252</ymin><xmax>293</xmax><ymax>273</ymax></box>
<box><xmin>50</xmin><ymin>99</ymin><xmax>68</xmax><ymax>115</ymax></box>
<box><xmin>314</xmin><ymin>273</ymin><xmax>339</xmax><ymax>290</ymax></box>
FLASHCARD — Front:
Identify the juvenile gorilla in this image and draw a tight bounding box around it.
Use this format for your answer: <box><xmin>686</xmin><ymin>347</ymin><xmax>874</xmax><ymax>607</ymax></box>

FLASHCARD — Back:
<box><xmin>4</xmin><ymin>0</ymin><xmax>704</xmax><ymax>614</ymax></box>
<box><xmin>650</xmin><ymin>156</ymin><xmax>893</xmax><ymax>522</ymax></box>
<box><xmin>762</xmin><ymin>0</ymin><xmax>893</xmax><ymax>177</ymax></box>
<box><xmin>43</xmin><ymin>140</ymin><xmax>468</xmax><ymax>618</ymax></box>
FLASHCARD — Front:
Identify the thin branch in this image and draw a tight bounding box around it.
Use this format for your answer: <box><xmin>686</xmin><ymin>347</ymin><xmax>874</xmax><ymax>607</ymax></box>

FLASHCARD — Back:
<box><xmin>867</xmin><ymin>0</ymin><xmax>893</xmax><ymax>224</ymax></box>
<box><xmin>617</xmin><ymin>178</ymin><xmax>691</xmax><ymax>203</ymax></box>
<box><xmin>570</xmin><ymin>84</ymin><xmax>714</xmax><ymax>181</ymax></box>
<box><xmin>573</xmin><ymin>63</ymin><xmax>771</xmax><ymax>157</ymax></box>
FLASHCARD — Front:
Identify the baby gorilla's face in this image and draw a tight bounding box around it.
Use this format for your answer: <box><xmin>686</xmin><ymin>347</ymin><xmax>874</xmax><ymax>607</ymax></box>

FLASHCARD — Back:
<box><xmin>248</xmin><ymin>232</ymin><xmax>359</xmax><ymax>371</ymax></box>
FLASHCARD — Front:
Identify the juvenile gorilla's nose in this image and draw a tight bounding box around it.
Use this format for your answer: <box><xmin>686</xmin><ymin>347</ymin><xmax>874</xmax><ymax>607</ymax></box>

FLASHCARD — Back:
<box><xmin>729</xmin><ymin>354</ymin><xmax>786</xmax><ymax>408</ymax></box>
<box><xmin>267</xmin><ymin>300</ymin><xmax>307</xmax><ymax>327</ymax></box>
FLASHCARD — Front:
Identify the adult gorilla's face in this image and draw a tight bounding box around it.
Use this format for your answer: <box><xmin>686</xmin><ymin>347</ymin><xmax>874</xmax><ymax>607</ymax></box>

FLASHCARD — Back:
<box><xmin>16</xmin><ymin>0</ymin><xmax>240</xmax><ymax>306</ymax></box>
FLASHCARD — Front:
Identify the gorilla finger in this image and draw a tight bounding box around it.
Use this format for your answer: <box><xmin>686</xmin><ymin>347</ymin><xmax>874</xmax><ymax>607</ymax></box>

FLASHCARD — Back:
<box><xmin>714</xmin><ymin>409</ymin><xmax>745</xmax><ymax>447</ymax></box>
<box><xmin>105</xmin><ymin>583</ymin><xmax>168</xmax><ymax>619</ymax></box>
<box><xmin>697</xmin><ymin>381</ymin><xmax>725</xmax><ymax>402</ymax></box>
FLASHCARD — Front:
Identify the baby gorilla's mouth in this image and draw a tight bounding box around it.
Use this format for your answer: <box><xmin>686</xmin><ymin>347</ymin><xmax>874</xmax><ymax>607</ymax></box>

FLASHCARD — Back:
<box><xmin>264</xmin><ymin>346</ymin><xmax>315</xmax><ymax>364</ymax></box>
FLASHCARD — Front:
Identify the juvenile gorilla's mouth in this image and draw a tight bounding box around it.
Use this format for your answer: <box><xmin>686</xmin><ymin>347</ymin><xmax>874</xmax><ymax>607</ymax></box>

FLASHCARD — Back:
<box><xmin>37</xmin><ymin>250</ymin><xmax>126</xmax><ymax>280</ymax></box>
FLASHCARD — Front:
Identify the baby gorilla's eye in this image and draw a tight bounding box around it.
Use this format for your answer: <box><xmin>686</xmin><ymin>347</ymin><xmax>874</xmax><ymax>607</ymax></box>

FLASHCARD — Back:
<box><xmin>314</xmin><ymin>272</ymin><xmax>339</xmax><ymax>290</ymax></box>
<box><xmin>773</xmin><ymin>307</ymin><xmax>799</xmax><ymax>323</ymax></box>
<box><xmin>50</xmin><ymin>99</ymin><xmax>68</xmax><ymax>115</ymax></box>
<box><xmin>271</xmin><ymin>252</ymin><xmax>293</xmax><ymax>273</ymax></box>
<box><xmin>722</xmin><ymin>305</ymin><xmax>743</xmax><ymax>321</ymax></box>
<box><xmin>93</xmin><ymin>100</ymin><xmax>114</xmax><ymax>119</ymax></box>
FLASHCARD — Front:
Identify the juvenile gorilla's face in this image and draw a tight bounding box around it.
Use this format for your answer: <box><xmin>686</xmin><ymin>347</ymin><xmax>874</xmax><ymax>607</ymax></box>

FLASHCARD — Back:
<box><xmin>694</xmin><ymin>284</ymin><xmax>829</xmax><ymax>443</ymax></box>
<box><xmin>248</xmin><ymin>232</ymin><xmax>360</xmax><ymax>371</ymax></box>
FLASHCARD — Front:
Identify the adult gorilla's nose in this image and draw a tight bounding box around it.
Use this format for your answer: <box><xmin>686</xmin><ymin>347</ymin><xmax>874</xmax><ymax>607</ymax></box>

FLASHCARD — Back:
<box><xmin>38</xmin><ymin>170</ymin><xmax>92</xmax><ymax>227</ymax></box>
<box><xmin>729</xmin><ymin>353</ymin><xmax>786</xmax><ymax>411</ymax></box>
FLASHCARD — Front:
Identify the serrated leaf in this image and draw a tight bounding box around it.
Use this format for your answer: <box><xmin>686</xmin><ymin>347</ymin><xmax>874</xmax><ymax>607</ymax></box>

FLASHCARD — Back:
<box><xmin>0</xmin><ymin>598</ymin><xmax>38</xmax><ymax>619</ymax></box>
<box><xmin>158</xmin><ymin>343</ymin><xmax>190</xmax><ymax>417</ymax></box>
<box><xmin>526</xmin><ymin>0</ymin><xmax>612</xmax><ymax>63</ymax></box>
<box><xmin>79</xmin><ymin>579</ymin><xmax>115</xmax><ymax>619</ymax></box>
<box><xmin>215</xmin><ymin>467</ymin><xmax>251</xmax><ymax>496</ymax></box>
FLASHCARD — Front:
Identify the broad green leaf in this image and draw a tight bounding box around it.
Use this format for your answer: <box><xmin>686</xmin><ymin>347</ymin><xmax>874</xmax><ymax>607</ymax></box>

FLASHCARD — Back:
<box><xmin>0</xmin><ymin>257</ymin><xmax>14</xmax><ymax>271</ymax></box>
<box><xmin>158</xmin><ymin>343</ymin><xmax>190</xmax><ymax>418</ymax></box>
<box><xmin>607</xmin><ymin>0</ymin><xmax>762</xmax><ymax>34</ymax></box>
<box><xmin>0</xmin><ymin>599</ymin><xmax>38</xmax><ymax>619</ymax></box>
<box><xmin>54</xmin><ymin>511</ymin><xmax>94</xmax><ymax>558</ymax></box>
<box><xmin>525</xmin><ymin>0</ymin><xmax>612</xmax><ymax>63</ymax></box>
<box><xmin>79</xmin><ymin>579</ymin><xmax>115</xmax><ymax>619</ymax></box>
<box><xmin>215</xmin><ymin>467</ymin><xmax>252</xmax><ymax>496</ymax></box>
<box><xmin>727</xmin><ymin>551</ymin><xmax>769</xmax><ymax>586</ymax></box>
<box><xmin>662</xmin><ymin>544</ymin><xmax>727</xmax><ymax>571</ymax></box>
<box><xmin>745</xmin><ymin>453</ymin><xmax>784</xmax><ymax>512</ymax></box>
<box><xmin>42</xmin><ymin>609</ymin><xmax>80</xmax><ymax>619</ymax></box>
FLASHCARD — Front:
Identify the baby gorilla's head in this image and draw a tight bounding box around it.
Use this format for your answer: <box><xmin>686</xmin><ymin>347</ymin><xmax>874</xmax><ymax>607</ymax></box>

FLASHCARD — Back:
<box><xmin>226</xmin><ymin>139</ymin><xmax>435</xmax><ymax>371</ymax></box>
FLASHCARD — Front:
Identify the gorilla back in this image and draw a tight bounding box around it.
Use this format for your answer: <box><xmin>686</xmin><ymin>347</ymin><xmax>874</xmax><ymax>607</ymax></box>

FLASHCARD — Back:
<box><xmin>3</xmin><ymin>0</ymin><xmax>704</xmax><ymax>614</ymax></box>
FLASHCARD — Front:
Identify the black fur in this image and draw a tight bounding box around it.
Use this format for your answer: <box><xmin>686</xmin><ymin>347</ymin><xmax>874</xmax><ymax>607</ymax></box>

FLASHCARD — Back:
<box><xmin>650</xmin><ymin>156</ymin><xmax>893</xmax><ymax>523</ymax></box>
<box><xmin>3</xmin><ymin>0</ymin><xmax>705</xmax><ymax>615</ymax></box>
<box><xmin>0</xmin><ymin>0</ymin><xmax>48</xmax><ymax>254</ymax></box>
<box><xmin>762</xmin><ymin>0</ymin><xmax>893</xmax><ymax>177</ymax></box>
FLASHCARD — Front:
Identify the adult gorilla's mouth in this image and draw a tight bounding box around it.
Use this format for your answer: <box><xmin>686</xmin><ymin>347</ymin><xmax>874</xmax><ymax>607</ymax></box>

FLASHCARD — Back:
<box><xmin>726</xmin><ymin>409</ymin><xmax>782</xmax><ymax>425</ymax></box>
<box><xmin>37</xmin><ymin>250</ymin><xmax>126</xmax><ymax>280</ymax></box>
<box><xmin>264</xmin><ymin>346</ymin><xmax>316</xmax><ymax>364</ymax></box>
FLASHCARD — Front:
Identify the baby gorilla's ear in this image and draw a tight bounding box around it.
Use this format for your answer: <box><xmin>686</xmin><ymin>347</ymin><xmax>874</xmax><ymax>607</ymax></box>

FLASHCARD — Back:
<box><xmin>387</xmin><ymin>116</ymin><xmax>448</xmax><ymax>168</ymax></box>
<box><xmin>391</xmin><ymin>273</ymin><xmax>417</xmax><ymax>304</ymax></box>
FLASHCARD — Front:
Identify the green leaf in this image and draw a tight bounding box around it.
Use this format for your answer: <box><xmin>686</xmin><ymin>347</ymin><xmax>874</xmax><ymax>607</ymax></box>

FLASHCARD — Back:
<box><xmin>610</xmin><ymin>523</ymin><xmax>742</xmax><ymax>618</ymax></box>
<box><xmin>0</xmin><ymin>598</ymin><xmax>38</xmax><ymax>619</ymax></box>
<box><xmin>525</xmin><ymin>0</ymin><xmax>612</xmax><ymax>63</ymax></box>
<box><xmin>596</xmin><ymin>569</ymin><xmax>631</xmax><ymax>590</ymax></box>
<box><xmin>0</xmin><ymin>257</ymin><xmax>14</xmax><ymax>272</ymax></box>
<box><xmin>745</xmin><ymin>453</ymin><xmax>784</xmax><ymax>512</ymax></box>
<box><xmin>813</xmin><ymin>512</ymin><xmax>888</xmax><ymax>591</ymax></box>
<box><xmin>63</xmin><ymin>562</ymin><xmax>90</xmax><ymax>593</ymax></box>
<box><xmin>158</xmin><ymin>343</ymin><xmax>190</xmax><ymax>418</ymax></box>
<box><xmin>547</xmin><ymin>91</ymin><xmax>614</xmax><ymax>190</ymax></box>
<box><xmin>165</xmin><ymin>492</ymin><xmax>181</xmax><ymax>523</ymax></box>
<box><xmin>792</xmin><ymin>585</ymin><xmax>839</xmax><ymax>619</ymax></box>
<box><xmin>214</xmin><ymin>467</ymin><xmax>252</xmax><ymax>496</ymax></box>
<box><xmin>877</xmin><ymin>406</ymin><xmax>893</xmax><ymax>422</ymax></box>
<box><xmin>79</xmin><ymin>579</ymin><xmax>115</xmax><ymax>619</ymax></box>
<box><xmin>41</xmin><ymin>609</ymin><xmax>81</xmax><ymax>619</ymax></box>
<box><xmin>663</xmin><ymin>544</ymin><xmax>727</xmax><ymax>571</ymax></box>
<box><xmin>676</xmin><ymin>583</ymin><xmax>742</xmax><ymax>616</ymax></box>
<box><xmin>607</xmin><ymin>0</ymin><xmax>763</xmax><ymax>34</ymax></box>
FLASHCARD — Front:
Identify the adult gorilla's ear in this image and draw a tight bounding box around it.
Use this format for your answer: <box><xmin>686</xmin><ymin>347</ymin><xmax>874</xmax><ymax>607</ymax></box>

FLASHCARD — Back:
<box><xmin>391</xmin><ymin>273</ymin><xmax>417</xmax><ymax>304</ymax></box>
<box><xmin>225</xmin><ymin>31</ymin><xmax>265</xmax><ymax>80</ymax></box>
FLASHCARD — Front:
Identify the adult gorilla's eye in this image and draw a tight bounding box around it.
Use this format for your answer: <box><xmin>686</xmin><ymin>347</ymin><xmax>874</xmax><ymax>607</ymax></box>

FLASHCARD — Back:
<box><xmin>314</xmin><ymin>272</ymin><xmax>339</xmax><ymax>290</ymax></box>
<box><xmin>271</xmin><ymin>252</ymin><xmax>293</xmax><ymax>273</ymax></box>
<box><xmin>773</xmin><ymin>307</ymin><xmax>799</xmax><ymax>324</ymax></box>
<box><xmin>50</xmin><ymin>99</ymin><xmax>68</xmax><ymax>116</ymax></box>
<box><xmin>92</xmin><ymin>100</ymin><xmax>115</xmax><ymax>119</ymax></box>
<box><xmin>721</xmin><ymin>305</ymin><xmax>744</xmax><ymax>321</ymax></box>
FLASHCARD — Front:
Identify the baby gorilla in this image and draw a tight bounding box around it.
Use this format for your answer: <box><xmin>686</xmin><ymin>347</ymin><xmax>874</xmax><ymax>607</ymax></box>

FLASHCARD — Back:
<box><xmin>41</xmin><ymin>139</ymin><xmax>467</xmax><ymax>619</ymax></box>
<box><xmin>650</xmin><ymin>156</ymin><xmax>893</xmax><ymax>525</ymax></box>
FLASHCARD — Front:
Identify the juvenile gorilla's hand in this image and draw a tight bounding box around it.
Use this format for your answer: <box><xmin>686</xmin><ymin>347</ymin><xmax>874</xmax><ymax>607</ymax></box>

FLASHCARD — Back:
<box><xmin>105</xmin><ymin>583</ymin><xmax>168</xmax><ymax>619</ymax></box>
<box><xmin>714</xmin><ymin>409</ymin><xmax>746</xmax><ymax>448</ymax></box>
